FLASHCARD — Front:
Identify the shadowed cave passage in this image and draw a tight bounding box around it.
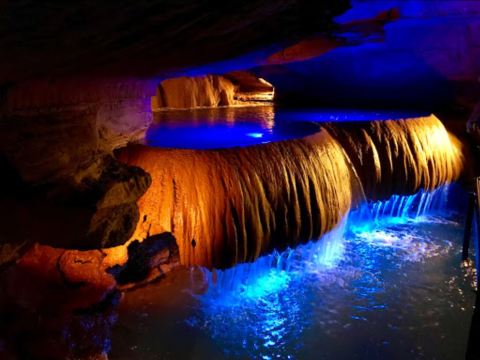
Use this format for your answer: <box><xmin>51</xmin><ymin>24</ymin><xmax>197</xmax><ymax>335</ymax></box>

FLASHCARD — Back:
<box><xmin>119</xmin><ymin>113</ymin><xmax>463</xmax><ymax>269</ymax></box>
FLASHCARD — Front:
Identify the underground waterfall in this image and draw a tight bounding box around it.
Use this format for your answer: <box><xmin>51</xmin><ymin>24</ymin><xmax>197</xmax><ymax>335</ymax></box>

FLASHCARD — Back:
<box><xmin>119</xmin><ymin>114</ymin><xmax>463</xmax><ymax>269</ymax></box>
<box><xmin>2</xmin><ymin>2</ymin><xmax>480</xmax><ymax>358</ymax></box>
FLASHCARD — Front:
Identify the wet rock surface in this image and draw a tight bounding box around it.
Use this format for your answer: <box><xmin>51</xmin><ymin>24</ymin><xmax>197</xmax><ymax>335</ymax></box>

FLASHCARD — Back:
<box><xmin>112</xmin><ymin>232</ymin><xmax>180</xmax><ymax>287</ymax></box>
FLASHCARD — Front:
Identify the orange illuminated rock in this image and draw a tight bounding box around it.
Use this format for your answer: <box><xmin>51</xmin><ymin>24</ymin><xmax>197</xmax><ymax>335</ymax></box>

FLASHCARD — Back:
<box><xmin>0</xmin><ymin>232</ymin><xmax>179</xmax><ymax>313</ymax></box>
<box><xmin>3</xmin><ymin>244</ymin><xmax>116</xmax><ymax>312</ymax></box>
<box><xmin>324</xmin><ymin>115</ymin><xmax>464</xmax><ymax>201</ymax></box>
<box><xmin>119</xmin><ymin>114</ymin><xmax>463</xmax><ymax>269</ymax></box>
<box><xmin>152</xmin><ymin>72</ymin><xmax>274</xmax><ymax>110</ymax></box>
<box><xmin>120</xmin><ymin>129</ymin><xmax>355</xmax><ymax>268</ymax></box>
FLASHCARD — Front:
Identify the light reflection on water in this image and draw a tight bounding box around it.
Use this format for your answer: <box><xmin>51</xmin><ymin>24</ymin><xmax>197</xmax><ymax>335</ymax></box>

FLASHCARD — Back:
<box><xmin>146</xmin><ymin>106</ymin><xmax>426</xmax><ymax>149</ymax></box>
<box><xmin>185</xmin><ymin>185</ymin><xmax>476</xmax><ymax>360</ymax></box>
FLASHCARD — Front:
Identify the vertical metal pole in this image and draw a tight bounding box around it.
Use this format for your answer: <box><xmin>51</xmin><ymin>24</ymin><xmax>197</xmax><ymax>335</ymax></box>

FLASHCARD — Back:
<box><xmin>463</xmin><ymin>192</ymin><xmax>475</xmax><ymax>261</ymax></box>
<box><xmin>466</xmin><ymin>291</ymin><xmax>480</xmax><ymax>360</ymax></box>
<box><xmin>466</xmin><ymin>178</ymin><xmax>480</xmax><ymax>359</ymax></box>
<box><xmin>475</xmin><ymin>178</ymin><xmax>480</xmax><ymax>285</ymax></box>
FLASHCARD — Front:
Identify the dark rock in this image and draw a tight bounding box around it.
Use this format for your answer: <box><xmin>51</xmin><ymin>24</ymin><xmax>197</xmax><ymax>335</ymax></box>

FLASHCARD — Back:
<box><xmin>467</xmin><ymin>100</ymin><xmax>480</xmax><ymax>143</ymax></box>
<box><xmin>78</xmin><ymin>155</ymin><xmax>151</xmax><ymax>249</ymax></box>
<box><xmin>466</xmin><ymin>290</ymin><xmax>480</xmax><ymax>359</ymax></box>
<box><xmin>0</xmin><ymin>1</ymin><xmax>350</xmax><ymax>82</ymax></box>
<box><xmin>0</xmin><ymin>241</ymin><xmax>30</xmax><ymax>273</ymax></box>
<box><xmin>86</xmin><ymin>203</ymin><xmax>140</xmax><ymax>249</ymax></box>
<box><xmin>0</xmin><ymin>154</ymin><xmax>151</xmax><ymax>253</ymax></box>
<box><xmin>84</xmin><ymin>155</ymin><xmax>152</xmax><ymax>209</ymax></box>
<box><xmin>0</xmin><ymin>109</ymin><xmax>98</xmax><ymax>185</ymax></box>
<box><xmin>111</xmin><ymin>232</ymin><xmax>180</xmax><ymax>287</ymax></box>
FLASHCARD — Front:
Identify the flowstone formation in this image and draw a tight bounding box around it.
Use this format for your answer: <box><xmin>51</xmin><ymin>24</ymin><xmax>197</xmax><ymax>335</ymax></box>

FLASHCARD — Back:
<box><xmin>120</xmin><ymin>114</ymin><xmax>463</xmax><ymax>269</ymax></box>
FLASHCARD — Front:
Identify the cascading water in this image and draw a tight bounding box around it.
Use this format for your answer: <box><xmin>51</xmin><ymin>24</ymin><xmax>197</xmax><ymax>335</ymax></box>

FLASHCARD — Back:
<box><xmin>176</xmin><ymin>183</ymin><xmax>475</xmax><ymax>360</ymax></box>
<box><xmin>349</xmin><ymin>184</ymin><xmax>453</xmax><ymax>229</ymax></box>
<box><xmin>194</xmin><ymin>183</ymin><xmax>457</xmax><ymax>306</ymax></box>
<box><xmin>194</xmin><ymin>217</ymin><xmax>348</xmax><ymax>306</ymax></box>
<box><xmin>110</xmin><ymin>110</ymin><xmax>475</xmax><ymax>360</ymax></box>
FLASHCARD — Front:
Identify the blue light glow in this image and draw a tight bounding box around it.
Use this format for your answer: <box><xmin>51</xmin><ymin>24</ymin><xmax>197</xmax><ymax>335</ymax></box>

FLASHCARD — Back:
<box><xmin>195</xmin><ymin>218</ymin><xmax>347</xmax><ymax>307</ymax></box>
<box><xmin>196</xmin><ymin>184</ymin><xmax>456</xmax><ymax>307</ymax></box>
<box><xmin>246</xmin><ymin>132</ymin><xmax>264</xmax><ymax>138</ymax></box>
<box><xmin>146</xmin><ymin>108</ymin><xmax>321</xmax><ymax>149</ymax></box>
<box><xmin>185</xmin><ymin>184</ymin><xmax>471</xmax><ymax>359</ymax></box>
<box><xmin>348</xmin><ymin>185</ymin><xmax>452</xmax><ymax>232</ymax></box>
<box><xmin>145</xmin><ymin>107</ymin><xmax>428</xmax><ymax>149</ymax></box>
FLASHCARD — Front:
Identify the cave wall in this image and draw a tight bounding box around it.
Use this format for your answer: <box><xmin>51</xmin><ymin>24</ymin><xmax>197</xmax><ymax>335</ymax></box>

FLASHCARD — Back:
<box><xmin>253</xmin><ymin>0</ymin><xmax>480</xmax><ymax>109</ymax></box>
<box><xmin>0</xmin><ymin>1</ymin><xmax>350</xmax><ymax>83</ymax></box>
<box><xmin>1</xmin><ymin>78</ymin><xmax>156</xmax><ymax>184</ymax></box>
<box><xmin>152</xmin><ymin>72</ymin><xmax>274</xmax><ymax>110</ymax></box>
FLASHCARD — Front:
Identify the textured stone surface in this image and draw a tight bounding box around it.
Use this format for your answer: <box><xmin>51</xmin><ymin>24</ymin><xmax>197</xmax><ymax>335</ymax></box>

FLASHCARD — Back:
<box><xmin>1</xmin><ymin>78</ymin><xmax>156</xmax><ymax>186</ymax></box>
<box><xmin>153</xmin><ymin>72</ymin><xmax>274</xmax><ymax>109</ymax></box>
<box><xmin>0</xmin><ymin>1</ymin><xmax>349</xmax><ymax>83</ymax></box>
<box><xmin>0</xmin><ymin>155</ymin><xmax>151</xmax><ymax>254</ymax></box>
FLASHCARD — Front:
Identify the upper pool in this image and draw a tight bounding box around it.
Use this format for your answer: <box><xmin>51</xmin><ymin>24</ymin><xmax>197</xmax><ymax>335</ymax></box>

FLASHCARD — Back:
<box><xmin>145</xmin><ymin>106</ymin><xmax>429</xmax><ymax>149</ymax></box>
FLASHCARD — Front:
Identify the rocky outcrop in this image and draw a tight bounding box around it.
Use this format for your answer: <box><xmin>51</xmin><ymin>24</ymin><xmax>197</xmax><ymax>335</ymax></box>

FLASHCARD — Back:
<box><xmin>80</xmin><ymin>156</ymin><xmax>152</xmax><ymax>249</ymax></box>
<box><xmin>1</xmin><ymin>232</ymin><xmax>179</xmax><ymax>313</ymax></box>
<box><xmin>0</xmin><ymin>155</ymin><xmax>151</xmax><ymax>252</ymax></box>
<box><xmin>0</xmin><ymin>232</ymin><xmax>179</xmax><ymax>359</ymax></box>
<box><xmin>224</xmin><ymin>71</ymin><xmax>275</xmax><ymax>103</ymax></box>
<box><xmin>0</xmin><ymin>78</ymin><xmax>155</xmax><ymax>259</ymax></box>
<box><xmin>1</xmin><ymin>78</ymin><xmax>156</xmax><ymax>184</ymax></box>
<box><xmin>112</xmin><ymin>232</ymin><xmax>180</xmax><ymax>288</ymax></box>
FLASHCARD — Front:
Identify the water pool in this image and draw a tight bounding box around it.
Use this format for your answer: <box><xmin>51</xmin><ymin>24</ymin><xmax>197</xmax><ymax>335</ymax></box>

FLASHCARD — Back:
<box><xmin>145</xmin><ymin>106</ymin><xmax>429</xmax><ymax>149</ymax></box>
<box><xmin>110</xmin><ymin>186</ymin><xmax>477</xmax><ymax>360</ymax></box>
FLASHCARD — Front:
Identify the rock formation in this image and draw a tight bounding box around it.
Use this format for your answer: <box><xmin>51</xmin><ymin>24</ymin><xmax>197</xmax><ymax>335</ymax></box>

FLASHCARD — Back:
<box><xmin>152</xmin><ymin>72</ymin><xmax>274</xmax><ymax>110</ymax></box>
<box><xmin>0</xmin><ymin>232</ymin><xmax>179</xmax><ymax>359</ymax></box>
<box><xmin>119</xmin><ymin>114</ymin><xmax>463</xmax><ymax>269</ymax></box>
<box><xmin>324</xmin><ymin>115</ymin><xmax>464</xmax><ymax>201</ymax></box>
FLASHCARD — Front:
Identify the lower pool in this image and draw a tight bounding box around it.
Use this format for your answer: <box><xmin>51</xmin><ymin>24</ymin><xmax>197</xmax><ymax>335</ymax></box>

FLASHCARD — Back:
<box><xmin>110</xmin><ymin>185</ymin><xmax>477</xmax><ymax>360</ymax></box>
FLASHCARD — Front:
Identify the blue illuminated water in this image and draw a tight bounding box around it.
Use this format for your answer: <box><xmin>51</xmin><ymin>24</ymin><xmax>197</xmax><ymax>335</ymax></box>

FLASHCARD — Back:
<box><xmin>145</xmin><ymin>107</ymin><xmax>425</xmax><ymax>149</ymax></box>
<box><xmin>111</xmin><ymin>184</ymin><xmax>477</xmax><ymax>360</ymax></box>
<box><xmin>147</xmin><ymin>107</ymin><xmax>319</xmax><ymax>149</ymax></box>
